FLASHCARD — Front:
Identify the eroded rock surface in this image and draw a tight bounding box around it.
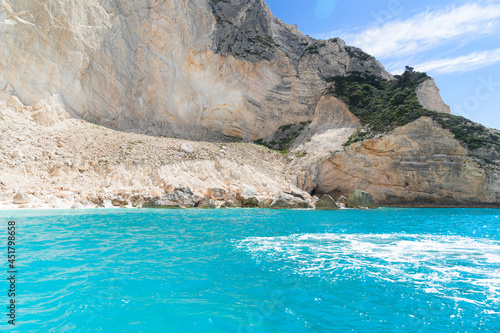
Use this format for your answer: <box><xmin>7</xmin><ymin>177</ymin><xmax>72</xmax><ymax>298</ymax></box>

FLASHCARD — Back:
<box><xmin>144</xmin><ymin>191</ymin><xmax>196</xmax><ymax>209</ymax></box>
<box><xmin>0</xmin><ymin>98</ymin><xmax>304</xmax><ymax>209</ymax></box>
<box><xmin>416</xmin><ymin>78</ymin><xmax>451</xmax><ymax>114</ymax></box>
<box><xmin>315</xmin><ymin>118</ymin><xmax>500</xmax><ymax>207</ymax></box>
<box><xmin>346</xmin><ymin>190</ymin><xmax>379</xmax><ymax>209</ymax></box>
<box><xmin>0</xmin><ymin>0</ymin><xmax>390</xmax><ymax>141</ymax></box>
<box><xmin>315</xmin><ymin>195</ymin><xmax>339</xmax><ymax>210</ymax></box>
<box><xmin>0</xmin><ymin>0</ymin><xmax>498</xmax><ymax>208</ymax></box>
<box><xmin>270</xmin><ymin>192</ymin><xmax>313</xmax><ymax>209</ymax></box>
<box><xmin>238</xmin><ymin>185</ymin><xmax>260</xmax><ymax>207</ymax></box>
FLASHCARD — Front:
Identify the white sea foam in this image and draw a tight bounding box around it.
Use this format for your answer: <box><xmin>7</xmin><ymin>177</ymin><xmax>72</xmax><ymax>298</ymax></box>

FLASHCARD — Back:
<box><xmin>235</xmin><ymin>233</ymin><xmax>500</xmax><ymax>306</ymax></box>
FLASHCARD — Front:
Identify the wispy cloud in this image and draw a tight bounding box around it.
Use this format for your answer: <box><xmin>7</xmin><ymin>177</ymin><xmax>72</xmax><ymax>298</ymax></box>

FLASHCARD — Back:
<box><xmin>328</xmin><ymin>3</ymin><xmax>500</xmax><ymax>59</ymax></box>
<box><xmin>413</xmin><ymin>48</ymin><xmax>500</xmax><ymax>74</ymax></box>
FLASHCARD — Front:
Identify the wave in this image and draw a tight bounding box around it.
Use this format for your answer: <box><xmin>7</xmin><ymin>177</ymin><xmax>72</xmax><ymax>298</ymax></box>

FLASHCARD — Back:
<box><xmin>235</xmin><ymin>233</ymin><xmax>500</xmax><ymax>308</ymax></box>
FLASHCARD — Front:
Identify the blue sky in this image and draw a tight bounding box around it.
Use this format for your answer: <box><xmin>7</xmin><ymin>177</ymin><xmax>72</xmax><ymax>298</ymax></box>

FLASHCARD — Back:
<box><xmin>266</xmin><ymin>0</ymin><xmax>500</xmax><ymax>130</ymax></box>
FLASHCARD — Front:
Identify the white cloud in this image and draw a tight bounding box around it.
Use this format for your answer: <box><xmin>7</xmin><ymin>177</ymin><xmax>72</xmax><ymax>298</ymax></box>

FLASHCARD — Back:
<box><xmin>413</xmin><ymin>48</ymin><xmax>500</xmax><ymax>74</ymax></box>
<box><xmin>324</xmin><ymin>3</ymin><xmax>500</xmax><ymax>59</ymax></box>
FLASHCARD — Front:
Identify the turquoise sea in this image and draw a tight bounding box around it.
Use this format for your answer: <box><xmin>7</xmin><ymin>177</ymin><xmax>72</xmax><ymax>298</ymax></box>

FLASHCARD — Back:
<box><xmin>1</xmin><ymin>208</ymin><xmax>500</xmax><ymax>332</ymax></box>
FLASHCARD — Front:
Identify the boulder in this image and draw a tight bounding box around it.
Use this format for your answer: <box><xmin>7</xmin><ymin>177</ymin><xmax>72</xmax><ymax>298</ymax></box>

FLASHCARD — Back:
<box><xmin>88</xmin><ymin>195</ymin><xmax>103</xmax><ymax>206</ymax></box>
<box><xmin>238</xmin><ymin>185</ymin><xmax>259</xmax><ymax>207</ymax></box>
<box><xmin>270</xmin><ymin>192</ymin><xmax>313</xmax><ymax>209</ymax></box>
<box><xmin>194</xmin><ymin>194</ymin><xmax>206</xmax><ymax>206</ymax></box>
<box><xmin>346</xmin><ymin>190</ymin><xmax>379</xmax><ymax>209</ymax></box>
<box><xmin>164</xmin><ymin>184</ymin><xmax>175</xmax><ymax>194</ymax></box>
<box><xmin>221</xmin><ymin>194</ymin><xmax>243</xmax><ymax>207</ymax></box>
<box><xmin>221</xmin><ymin>200</ymin><xmax>236</xmax><ymax>208</ymax></box>
<box><xmin>258</xmin><ymin>198</ymin><xmax>273</xmax><ymax>208</ymax></box>
<box><xmin>129</xmin><ymin>194</ymin><xmax>147</xmax><ymax>208</ymax></box>
<box><xmin>197</xmin><ymin>198</ymin><xmax>216</xmax><ymax>209</ymax></box>
<box><xmin>337</xmin><ymin>195</ymin><xmax>347</xmax><ymax>206</ymax></box>
<box><xmin>291</xmin><ymin>190</ymin><xmax>307</xmax><ymax>201</ymax></box>
<box><xmin>143</xmin><ymin>191</ymin><xmax>195</xmax><ymax>208</ymax></box>
<box><xmin>181</xmin><ymin>143</ymin><xmax>194</xmax><ymax>153</ymax></box>
<box><xmin>207</xmin><ymin>187</ymin><xmax>226</xmax><ymax>200</ymax></box>
<box><xmin>13</xmin><ymin>192</ymin><xmax>31</xmax><ymax>205</ymax></box>
<box><xmin>112</xmin><ymin>197</ymin><xmax>128</xmax><ymax>207</ymax></box>
<box><xmin>223</xmin><ymin>192</ymin><xmax>238</xmax><ymax>201</ymax></box>
<box><xmin>315</xmin><ymin>195</ymin><xmax>339</xmax><ymax>210</ymax></box>
<box><xmin>175</xmin><ymin>186</ymin><xmax>194</xmax><ymax>196</ymax></box>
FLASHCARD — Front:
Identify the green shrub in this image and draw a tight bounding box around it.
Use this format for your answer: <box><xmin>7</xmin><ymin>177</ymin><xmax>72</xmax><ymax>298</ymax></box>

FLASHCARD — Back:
<box><xmin>295</xmin><ymin>151</ymin><xmax>307</xmax><ymax>158</ymax></box>
<box><xmin>278</xmin><ymin>124</ymin><xmax>292</xmax><ymax>132</ymax></box>
<box><xmin>254</xmin><ymin>122</ymin><xmax>310</xmax><ymax>153</ymax></box>
<box><xmin>329</xmin><ymin>68</ymin><xmax>500</xmax><ymax>152</ymax></box>
<box><xmin>306</xmin><ymin>45</ymin><xmax>319</xmax><ymax>54</ymax></box>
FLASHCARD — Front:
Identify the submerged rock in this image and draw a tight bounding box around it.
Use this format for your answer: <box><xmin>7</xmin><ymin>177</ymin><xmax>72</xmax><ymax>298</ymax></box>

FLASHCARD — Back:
<box><xmin>270</xmin><ymin>192</ymin><xmax>313</xmax><ymax>209</ymax></box>
<box><xmin>315</xmin><ymin>195</ymin><xmax>339</xmax><ymax>210</ymax></box>
<box><xmin>346</xmin><ymin>190</ymin><xmax>379</xmax><ymax>209</ymax></box>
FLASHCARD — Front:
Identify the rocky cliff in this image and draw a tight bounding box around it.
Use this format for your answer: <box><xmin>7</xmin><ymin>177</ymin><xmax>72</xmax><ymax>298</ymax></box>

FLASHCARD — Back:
<box><xmin>315</xmin><ymin>117</ymin><xmax>500</xmax><ymax>207</ymax></box>
<box><xmin>0</xmin><ymin>0</ymin><xmax>498</xmax><ymax>208</ymax></box>
<box><xmin>0</xmin><ymin>0</ymin><xmax>389</xmax><ymax>141</ymax></box>
<box><xmin>416</xmin><ymin>78</ymin><xmax>451</xmax><ymax>114</ymax></box>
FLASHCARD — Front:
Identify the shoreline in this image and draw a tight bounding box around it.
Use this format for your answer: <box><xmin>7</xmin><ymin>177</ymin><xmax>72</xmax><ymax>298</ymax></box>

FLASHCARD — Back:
<box><xmin>2</xmin><ymin>204</ymin><xmax>499</xmax><ymax>211</ymax></box>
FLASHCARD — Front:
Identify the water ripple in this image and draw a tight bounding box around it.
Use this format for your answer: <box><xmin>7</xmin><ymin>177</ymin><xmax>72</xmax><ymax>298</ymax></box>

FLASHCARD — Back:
<box><xmin>236</xmin><ymin>233</ymin><xmax>500</xmax><ymax>308</ymax></box>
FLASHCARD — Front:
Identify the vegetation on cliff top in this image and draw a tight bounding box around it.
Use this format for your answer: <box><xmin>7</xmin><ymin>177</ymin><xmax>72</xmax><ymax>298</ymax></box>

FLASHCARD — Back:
<box><xmin>328</xmin><ymin>67</ymin><xmax>500</xmax><ymax>152</ymax></box>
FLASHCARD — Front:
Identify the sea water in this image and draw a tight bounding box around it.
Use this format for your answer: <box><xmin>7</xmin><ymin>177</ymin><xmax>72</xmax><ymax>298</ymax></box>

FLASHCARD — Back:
<box><xmin>1</xmin><ymin>208</ymin><xmax>499</xmax><ymax>332</ymax></box>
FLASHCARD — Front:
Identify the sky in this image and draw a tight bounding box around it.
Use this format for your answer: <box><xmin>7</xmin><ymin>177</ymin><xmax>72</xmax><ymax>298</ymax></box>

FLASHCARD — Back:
<box><xmin>266</xmin><ymin>0</ymin><xmax>500</xmax><ymax>130</ymax></box>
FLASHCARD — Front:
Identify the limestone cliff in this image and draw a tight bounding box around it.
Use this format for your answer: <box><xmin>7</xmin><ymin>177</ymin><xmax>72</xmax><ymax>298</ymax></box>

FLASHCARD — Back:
<box><xmin>416</xmin><ymin>78</ymin><xmax>451</xmax><ymax>114</ymax></box>
<box><xmin>314</xmin><ymin>117</ymin><xmax>500</xmax><ymax>207</ymax></box>
<box><xmin>0</xmin><ymin>0</ymin><xmax>389</xmax><ymax>141</ymax></box>
<box><xmin>0</xmin><ymin>0</ymin><xmax>498</xmax><ymax>208</ymax></box>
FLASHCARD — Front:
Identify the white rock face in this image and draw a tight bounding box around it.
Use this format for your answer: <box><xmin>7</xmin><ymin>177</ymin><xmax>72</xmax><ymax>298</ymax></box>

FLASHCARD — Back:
<box><xmin>2</xmin><ymin>0</ymin><xmax>493</xmax><ymax>209</ymax></box>
<box><xmin>416</xmin><ymin>78</ymin><xmax>451</xmax><ymax>114</ymax></box>
<box><xmin>286</xmin><ymin>96</ymin><xmax>360</xmax><ymax>192</ymax></box>
<box><xmin>0</xmin><ymin>0</ymin><xmax>390</xmax><ymax>140</ymax></box>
